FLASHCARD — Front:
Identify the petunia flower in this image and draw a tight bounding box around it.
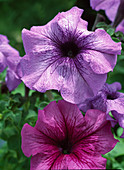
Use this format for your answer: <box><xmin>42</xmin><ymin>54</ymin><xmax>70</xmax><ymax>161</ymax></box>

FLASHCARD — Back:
<box><xmin>20</xmin><ymin>7</ymin><xmax>121</xmax><ymax>104</ymax></box>
<box><xmin>21</xmin><ymin>100</ymin><xmax>118</xmax><ymax>170</ymax></box>
<box><xmin>90</xmin><ymin>0</ymin><xmax>124</xmax><ymax>33</ymax></box>
<box><xmin>5</xmin><ymin>56</ymin><xmax>22</xmax><ymax>91</ymax></box>
<box><xmin>0</xmin><ymin>34</ymin><xmax>22</xmax><ymax>91</ymax></box>
<box><xmin>0</xmin><ymin>34</ymin><xmax>19</xmax><ymax>72</ymax></box>
<box><xmin>78</xmin><ymin>82</ymin><xmax>124</xmax><ymax>138</ymax></box>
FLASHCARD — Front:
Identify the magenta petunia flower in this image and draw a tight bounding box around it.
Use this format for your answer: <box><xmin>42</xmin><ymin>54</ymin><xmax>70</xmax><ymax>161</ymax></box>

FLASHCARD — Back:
<box><xmin>21</xmin><ymin>100</ymin><xmax>118</xmax><ymax>169</ymax></box>
<box><xmin>90</xmin><ymin>0</ymin><xmax>124</xmax><ymax>33</ymax></box>
<box><xmin>79</xmin><ymin>82</ymin><xmax>124</xmax><ymax>138</ymax></box>
<box><xmin>20</xmin><ymin>7</ymin><xmax>121</xmax><ymax>104</ymax></box>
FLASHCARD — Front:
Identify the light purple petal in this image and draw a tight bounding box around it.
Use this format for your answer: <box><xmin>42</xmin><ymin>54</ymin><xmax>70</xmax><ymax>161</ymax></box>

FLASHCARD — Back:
<box><xmin>82</xmin><ymin>29</ymin><xmax>121</xmax><ymax>74</ymax></box>
<box><xmin>0</xmin><ymin>34</ymin><xmax>9</xmax><ymax>44</ymax></box>
<box><xmin>0</xmin><ymin>43</ymin><xmax>19</xmax><ymax>58</ymax></box>
<box><xmin>21</xmin><ymin>54</ymin><xmax>107</xmax><ymax>104</ymax></box>
<box><xmin>90</xmin><ymin>0</ymin><xmax>117</xmax><ymax>11</ymax></box>
<box><xmin>0</xmin><ymin>34</ymin><xmax>20</xmax><ymax>74</ymax></box>
<box><xmin>104</xmin><ymin>82</ymin><xmax>122</xmax><ymax>92</ymax></box>
<box><xmin>6</xmin><ymin>55</ymin><xmax>21</xmax><ymax>71</ymax></box>
<box><xmin>116</xmin><ymin>20</ymin><xmax>124</xmax><ymax>33</ymax></box>
<box><xmin>22</xmin><ymin>29</ymin><xmax>54</xmax><ymax>55</ymax></box>
<box><xmin>5</xmin><ymin>68</ymin><xmax>21</xmax><ymax>91</ymax></box>
<box><xmin>21</xmin><ymin>7</ymin><xmax>121</xmax><ymax>104</ymax></box>
<box><xmin>30</xmin><ymin>7</ymin><xmax>86</xmax><ymax>36</ymax></box>
<box><xmin>82</xmin><ymin>50</ymin><xmax>117</xmax><ymax>74</ymax></box>
<box><xmin>90</xmin><ymin>0</ymin><xmax>120</xmax><ymax>22</ymax></box>
<box><xmin>105</xmin><ymin>0</ymin><xmax>120</xmax><ymax>22</ymax></box>
<box><xmin>107</xmin><ymin>98</ymin><xmax>124</xmax><ymax>114</ymax></box>
<box><xmin>0</xmin><ymin>52</ymin><xmax>6</xmax><ymax>72</ymax></box>
<box><xmin>82</xmin><ymin>29</ymin><xmax>121</xmax><ymax>55</ymax></box>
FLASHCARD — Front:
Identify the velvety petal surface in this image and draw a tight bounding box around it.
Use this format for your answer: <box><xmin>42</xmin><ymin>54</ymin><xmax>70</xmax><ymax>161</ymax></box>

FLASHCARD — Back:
<box><xmin>31</xmin><ymin>152</ymin><xmax>106</xmax><ymax>170</ymax></box>
<box><xmin>21</xmin><ymin>100</ymin><xmax>118</xmax><ymax>169</ymax></box>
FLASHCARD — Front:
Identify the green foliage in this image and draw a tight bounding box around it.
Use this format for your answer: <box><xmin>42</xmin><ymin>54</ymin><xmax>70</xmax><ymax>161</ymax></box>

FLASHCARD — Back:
<box><xmin>0</xmin><ymin>89</ymin><xmax>62</xmax><ymax>169</ymax></box>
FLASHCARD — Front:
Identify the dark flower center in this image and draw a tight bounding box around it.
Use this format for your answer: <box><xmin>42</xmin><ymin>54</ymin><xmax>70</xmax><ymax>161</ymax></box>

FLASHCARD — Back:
<box><xmin>107</xmin><ymin>93</ymin><xmax>119</xmax><ymax>100</ymax></box>
<box><xmin>58</xmin><ymin>139</ymin><xmax>72</xmax><ymax>154</ymax></box>
<box><xmin>60</xmin><ymin>41</ymin><xmax>80</xmax><ymax>58</ymax></box>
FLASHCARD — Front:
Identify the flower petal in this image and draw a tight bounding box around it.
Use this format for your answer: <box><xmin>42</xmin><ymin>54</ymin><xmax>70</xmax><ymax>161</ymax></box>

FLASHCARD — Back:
<box><xmin>74</xmin><ymin>110</ymin><xmax>118</xmax><ymax>154</ymax></box>
<box><xmin>107</xmin><ymin>98</ymin><xmax>124</xmax><ymax>114</ymax></box>
<box><xmin>21</xmin><ymin>123</ymin><xmax>59</xmax><ymax>157</ymax></box>
<box><xmin>5</xmin><ymin>68</ymin><xmax>21</xmax><ymax>91</ymax></box>
<box><xmin>116</xmin><ymin>20</ymin><xmax>124</xmax><ymax>33</ymax></box>
<box><xmin>0</xmin><ymin>52</ymin><xmax>6</xmax><ymax>72</ymax></box>
<box><xmin>83</xmin><ymin>29</ymin><xmax>121</xmax><ymax>55</ymax></box>
<box><xmin>82</xmin><ymin>50</ymin><xmax>117</xmax><ymax>74</ymax></box>
<box><xmin>90</xmin><ymin>0</ymin><xmax>115</xmax><ymax>11</ymax></box>
<box><xmin>22</xmin><ymin>29</ymin><xmax>54</xmax><ymax>55</ymax></box>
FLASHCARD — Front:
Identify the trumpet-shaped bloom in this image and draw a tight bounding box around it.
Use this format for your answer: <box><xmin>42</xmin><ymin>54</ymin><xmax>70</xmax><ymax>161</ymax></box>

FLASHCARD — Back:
<box><xmin>90</xmin><ymin>0</ymin><xmax>124</xmax><ymax>33</ymax></box>
<box><xmin>79</xmin><ymin>82</ymin><xmax>124</xmax><ymax>138</ymax></box>
<box><xmin>21</xmin><ymin>7</ymin><xmax>121</xmax><ymax>104</ymax></box>
<box><xmin>0</xmin><ymin>34</ymin><xmax>22</xmax><ymax>91</ymax></box>
<box><xmin>21</xmin><ymin>100</ymin><xmax>118</xmax><ymax>170</ymax></box>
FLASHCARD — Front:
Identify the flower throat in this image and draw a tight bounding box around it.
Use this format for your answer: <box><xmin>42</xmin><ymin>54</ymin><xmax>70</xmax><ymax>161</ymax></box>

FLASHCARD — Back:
<box><xmin>60</xmin><ymin>41</ymin><xmax>80</xmax><ymax>58</ymax></box>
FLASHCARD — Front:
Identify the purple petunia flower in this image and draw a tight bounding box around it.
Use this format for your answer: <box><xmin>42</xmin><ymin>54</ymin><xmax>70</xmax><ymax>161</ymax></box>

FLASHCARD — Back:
<box><xmin>78</xmin><ymin>82</ymin><xmax>124</xmax><ymax>138</ymax></box>
<box><xmin>90</xmin><ymin>0</ymin><xmax>124</xmax><ymax>33</ymax></box>
<box><xmin>0</xmin><ymin>34</ymin><xmax>22</xmax><ymax>91</ymax></box>
<box><xmin>21</xmin><ymin>7</ymin><xmax>121</xmax><ymax>104</ymax></box>
<box><xmin>21</xmin><ymin>100</ymin><xmax>118</xmax><ymax>170</ymax></box>
<box><xmin>5</xmin><ymin>56</ymin><xmax>22</xmax><ymax>91</ymax></box>
<box><xmin>0</xmin><ymin>34</ymin><xmax>19</xmax><ymax>72</ymax></box>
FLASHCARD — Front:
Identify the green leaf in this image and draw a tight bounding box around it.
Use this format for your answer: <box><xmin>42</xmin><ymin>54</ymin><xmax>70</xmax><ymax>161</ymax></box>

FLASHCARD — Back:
<box><xmin>25</xmin><ymin>109</ymin><xmax>37</xmax><ymax>121</ymax></box>
<box><xmin>107</xmin><ymin>28</ymin><xmax>115</xmax><ymax>36</ymax></box>
<box><xmin>1</xmin><ymin>126</ymin><xmax>17</xmax><ymax>139</ymax></box>
<box><xmin>7</xmin><ymin>135</ymin><xmax>20</xmax><ymax>150</ymax></box>
<box><xmin>112</xmin><ymin>37</ymin><xmax>120</xmax><ymax>42</ymax></box>
<box><xmin>96</xmin><ymin>22</ymin><xmax>107</xmax><ymax>29</ymax></box>
<box><xmin>13</xmin><ymin>111</ymin><xmax>22</xmax><ymax>125</ymax></box>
